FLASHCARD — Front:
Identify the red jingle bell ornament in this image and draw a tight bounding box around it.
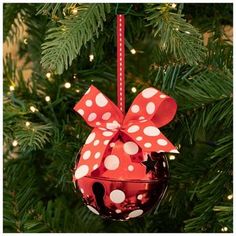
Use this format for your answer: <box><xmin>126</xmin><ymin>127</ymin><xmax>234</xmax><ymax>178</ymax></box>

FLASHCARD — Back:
<box><xmin>72</xmin><ymin>15</ymin><xmax>179</xmax><ymax>220</ymax></box>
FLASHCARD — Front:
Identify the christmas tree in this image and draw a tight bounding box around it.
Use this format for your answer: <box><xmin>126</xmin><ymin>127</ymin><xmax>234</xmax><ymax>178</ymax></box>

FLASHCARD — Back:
<box><xmin>3</xmin><ymin>3</ymin><xmax>233</xmax><ymax>233</ymax></box>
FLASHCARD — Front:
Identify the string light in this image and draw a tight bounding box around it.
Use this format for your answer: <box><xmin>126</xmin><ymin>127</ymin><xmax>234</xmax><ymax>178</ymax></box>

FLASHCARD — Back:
<box><xmin>64</xmin><ymin>82</ymin><xmax>71</xmax><ymax>88</ymax></box>
<box><xmin>12</xmin><ymin>140</ymin><xmax>18</xmax><ymax>147</ymax></box>
<box><xmin>171</xmin><ymin>3</ymin><xmax>177</xmax><ymax>8</ymax></box>
<box><xmin>73</xmin><ymin>74</ymin><xmax>77</xmax><ymax>79</ymax></box>
<box><xmin>45</xmin><ymin>96</ymin><xmax>51</xmax><ymax>102</ymax></box>
<box><xmin>169</xmin><ymin>155</ymin><xmax>176</xmax><ymax>160</ymax></box>
<box><xmin>71</xmin><ymin>8</ymin><xmax>78</xmax><ymax>15</ymax></box>
<box><xmin>227</xmin><ymin>194</ymin><xmax>233</xmax><ymax>200</ymax></box>
<box><xmin>185</xmin><ymin>31</ymin><xmax>191</xmax><ymax>34</ymax></box>
<box><xmin>75</xmin><ymin>89</ymin><xmax>80</xmax><ymax>93</ymax></box>
<box><xmin>30</xmin><ymin>106</ymin><xmax>38</xmax><ymax>113</ymax></box>
<box><xmin>221</xmin><ymin>227</ymin><xmax>228</xmax><ymax>232</ymax></box>
<box><xmin>9</xmin><ymin>85</ymin><xmax>15</xmax><ymax>91</ymax></box>
<box><xmin>89</xmin><ymin>54</ymin><xmax>94</xmax><ymax>62</ymax></box>
<box><xmin>130</xmin><ymin>49</ymin><xmax>136</xmax><ymax>54</ymax></box>
<box><xmin>131</xmin><ymin>87</ymin><xmax>137</xmax><ymax>93</ymax></box>
<box><xmin>23</xmin><ymin>38</ymin><xmax>28</xmax><ymax>44</ymax></box>
<box><xmin>25</xmin><ymin>121</ymin><xmax>31</xmax><ymax>127</ymax></box>
<box><xmin>46</xmin><ymin>72</ymin><xmax>51</xmax><ymax>79</ymax></box>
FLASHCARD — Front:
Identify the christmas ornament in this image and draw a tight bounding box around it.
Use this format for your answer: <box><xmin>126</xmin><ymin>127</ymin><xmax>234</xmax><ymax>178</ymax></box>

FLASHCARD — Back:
<box><xmin>73</xmin><ymin>14</ymin><xmax>178</xmax><ymax>220</ymax></box>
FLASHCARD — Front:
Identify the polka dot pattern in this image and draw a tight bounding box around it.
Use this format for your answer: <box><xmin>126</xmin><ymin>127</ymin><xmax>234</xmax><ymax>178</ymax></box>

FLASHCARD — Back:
<box><xmin>123</xmin><ymin>142</ymin><xmax>139</xmax><ymax>155</ymax></box>
<box><xmin>95</xmin><ymin>93</ymin><xmax>108</xmax><ymax>107</ymax></box>
<box><xmin>143</xmin><ymin>126</ymin><xmax>160</xmax><ymax>136</ymax></box>
<box><xmin>131</xmin><ymin>105</ymin><xmax>140</xmax><ymax>113</ymax></box>
<box><xmin>142</xmin><ymin>88</ymin><xmax>158</xmax><ymax>98</ymax></box>
<box><xmin>83</xmin><ymin>150</ymin><xmax>91</xmax><ymax>160</ymax></box>
<box><xmin>75</xmin><ymin>165</ymin><xmax>89</xmax><ymax>179</ymax></box>
<box><xmin>104</xmin><ymin>155</ymin><xmax>120</xmax><ymax>170</ymax></box>
<box><xmin>110</xmin><ymin>190</ymin><xmax>126</xmax><ymax>203</ymax></box>
<box><xmin>127</xmin><ymin>125</ymin><xmax>140</xmax><ymax>133</ymax></box>
<box><xmin>146</xmin><ymin>102</ymin><xmax>155</xmax><ymax>114</ymax></box>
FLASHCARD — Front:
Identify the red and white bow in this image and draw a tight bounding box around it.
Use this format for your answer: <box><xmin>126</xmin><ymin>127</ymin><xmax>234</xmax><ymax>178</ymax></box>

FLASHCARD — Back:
<box><xmin>73</xmin><ymin>85</ymin><xmax>179</xmax><ymax>179</ymax></box>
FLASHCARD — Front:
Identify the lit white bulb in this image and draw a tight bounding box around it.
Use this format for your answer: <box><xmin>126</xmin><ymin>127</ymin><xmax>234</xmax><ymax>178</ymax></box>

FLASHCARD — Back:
<box><xmin>72</xmin><ymin>8</ymin><xmax>78</xmax><ymax>15</ymax></box>
<box><xmin>46</xmin><ymin>72</ymin><xmax>51</xmax><ymax>79</ymax></box>
<box><xmin>12</xmin><ymin>140</ymin><xmax>18</xmax><ymax>147</ymax></box>
<box><xmin>64</xmin><ymin>82</ymin><xmax>71</xmax><ymax>89</ymax></box>
<box><xmin>25</xmin><ymin>121</ymin><xmax>31</xmax><ymax>127</ymax></box>
<box><xmin>131</xmin><ymin>87</ymin><xmax>137</xmax><ymax>93</ymax></box>
<box><xmin>75</xmin><ymin>89</ymin><xmax>80</xmax><ymax>93</ymax></box>
<box><xmin>89</xmin><ymin>54</ymin><xmax>94</xmax><ymax>62</ymax></box>
<box><xmin>221</xmin><ymin>227</ymin><xmax>228</xmax><ymax>232</ymax></box>
<box><xmin>23</xmin><ymin>38</ymin><xmax>28</xmax><ymax>44</ymax></box>
<box><xmin>185</xmin><ymin>31</ymin><xmax>191</xmax><ymax>34</ymax></box>
<box><xmin>30</xmin><ymin>106</ymin><xmax>37</xmax><ymax>113</ymax></box>
<box><xmin>171</xmin><ymin>3</ymin><xmax>177</xmax><ymax>8</ymax></box>
<box><xmin>130</xmin><ymin>49</ymin><xmax>136</xmax><ymax>54</ymax></box>
<box><xmin>227</xmin><ymin>194</ymin><xmax>233</xmax><ymax>200</ymax></box>
<box><xmin>45</xmin><ymin>96</ymin><xmax>51</xmax><ymax>102</ymax></box>
<box><xmin>9</xmin><ymin>86</ymin><xmax>15</xmax><ymax>91</ymax></box>
<box><xmin>169</xmin><ymin>155</ymin><xmax>176</xmax><ymax>160</ymax></box>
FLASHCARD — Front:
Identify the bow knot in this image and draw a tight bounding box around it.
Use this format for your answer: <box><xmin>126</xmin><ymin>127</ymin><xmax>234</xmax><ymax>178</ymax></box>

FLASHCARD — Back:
<box><xmin>73</xmin><ymin>85</ymin><xmax>178</xmax><ymax>178</ymax></box>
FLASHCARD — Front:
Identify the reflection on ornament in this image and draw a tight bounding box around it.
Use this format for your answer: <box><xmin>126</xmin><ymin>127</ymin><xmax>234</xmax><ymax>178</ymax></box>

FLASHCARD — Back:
<box><xmin>45</xmin><ymin>96</ymin><xmax>51</xmax><ymax>102</ymax></box>
<box><xmin>64</xmin><ymin>82</ymin><xmax>71</xmax><ymax>88</ymax></box>
<box><xmin>12</xmin><ymin>140</ymin><xmax>18</xmax><ymax>147</ymax></box>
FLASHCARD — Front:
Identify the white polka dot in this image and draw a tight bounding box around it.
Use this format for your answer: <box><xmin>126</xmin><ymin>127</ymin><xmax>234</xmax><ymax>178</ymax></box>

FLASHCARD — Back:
<box><xmin>143</xmin><ymin>126</ymin><xmax>160</xmax><ymax>136</ymax></box>
<box><xmin>123</xmin><ymin>142</ymin><xmax>139</xmax><ymax>155</ymax></box>
<box><xmin>103</xmin><ymin>140</ymin><xmax>109</xmax><ymax>145</ymax></box>
<box><xmin>146</xmin><ymin>102</ymin><xmax>155</xmax><ymax>114</ymax></box>
<box><xmin>157</xmin><ymin>139</ymin><xmax>168</xmax><ymax>146</ymax></box>
<box><xmin>128</xmin><ymin>209</ymin><xmax>143</xmax><ymax>218</ymax></box>
<box><xmin>106</xmin><ymin>122</ymin><xmax>120</xmax><ymax>130</ymax></box>
<box><xmin>170</xmin><ymin>149</ymin><xmax>179</xmax><ymax>153</ymax></box>
<box><xmin>142</xmin><ymin>88</ymin><xmax>157</xmax><ymax>98</ymax></box>
<box><xmin>83</xmin><ymin>150</ymin><xmax>91</xmax><ymax>160</ymax></box>
<box><xmin>102</xmin><ymin>112</ymin><xmax>111</xmax><ymax>120</ymax></box>
<box><xmin>103</xmin><ymin>131</ymin><xmax>113</xmax><ymax>137</ymax></box>
<box><xmin>110</xmin><ymin>142</ymin><xmax>115</xmax><ymax>147</ymax></box>
<box><xmin>158</xmin><ymin>150</ymin><xmax>165</xmax><ymax>153</ymax></box>
<box><xmin>96</xmin><ymin>93</ymin><xmax>108</xmax><ymax>107</ymax></box>
<box><xmin>104</xmin><ymin>155</ymin><xmax>120</xmax><ymax>170</ymax></box>
<box><xmin>128</xmin><ymin>165</ymin><xmax>134</xmax><ymax>171</ymax></box>
<box><xmin>80</xmin><ymin>188</ymin><xmax>84</xmax><ymax>194</ymax></box>
<box><xmin>87</xmin><ymin>205</ymin><xmax>99</xmax><ymax>215</ymax></box>
<box><xmin>99</xmin><ymin>127</ymin><xmax>106</xmax><ymax>131</ymax></box>
<box><xmin>75</xmin><ymin>165</ymin><xmax>89</xmax><ymax>179</ymax></box>
<box><xmin>93</xmin><ymin>140</ymin><xmax>100</xmax><ymax>146</ymax></box>
<box><xmin>136</xmin><ymin>136</ymin><xmax>143</xmax><ymax>141</ymax></box>
<box><xmin>163</xmin><ymin>162</ymin><xmax>166</xmax><ymax>168</ymax></box>
<box><xmin>93</xmin><ymin>164</ymin><xmax>99</xmax><ymax>170</ymax></box>
<box><xmin>85</xmin><ymin>100</ymin><xmax>93</xmax><ymax>107</ymax></box>
<box><xmin>139</xmin><ymin>116</ymin><xmax>145</xmax><ymax>120</ymax></box>
<box><xmin>95</xmin><ymin>152</ymin><xmax>101</xmax><ymax>159</ymax></box>
<box><xmin>160</xmin><ymin>94</ymin><xmax>167</xmax><ymax>98</ymax></box>
<box><xmin>131</xmin><ymin>105</ymin><xmax>140</xmax><ymax>113</ymax></box>
<box><xmin>77</xmin><ymin>109</ymin><xmax>84</xmax><ymax>116</ymax></box>
<box><xmin>140</xmin><ymin>119</ymin><xmax>147</xmax><ymax>123</ymax></box>
<box><xmin>127</xmin><ymin>125</ymin><xmax>140</xmax><ymax>133</ymax></box>
<box><xmin>115</xmin><ymin>209</ymin><xmax>122</xmax><ymax>213</ymax></box>
<box><xmin>110</xmin><ymin>190</ymin><xmax>126</xmax><ymax>203</ymax></box>
<box><xmin>144</xmin><ymin>142</ymin><xmax>152</xmax><ymax>148</ymax></box>
<box><xmin>96</xmin><ymin>122</ymin><xmax>101</xmax><ymax>126</ymax></box>
<box><xmin>85</xmin><ymin>132</ymin><xmax>96</xmax><ymax>144</ymax></box>
<box><xmin>88</xmin><ymin>113</ymin><xmax>97</xmax><ymax>121</ymax></box>
<box><xmin>137</xmin><ymin>194</ymin><xmax>143</xmax><ymax>200</ymax></box>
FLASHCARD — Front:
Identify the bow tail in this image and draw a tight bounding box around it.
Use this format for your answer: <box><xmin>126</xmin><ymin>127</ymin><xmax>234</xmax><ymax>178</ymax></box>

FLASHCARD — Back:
<box><xmin>74</xmin><ymin>128</ymin><xmax>118</xmax><ymax>179</ymax></box>
<box><xmin>123</xmin><ymin>120</ymin><xmax>179</xmax><ymax>154</ymax></box>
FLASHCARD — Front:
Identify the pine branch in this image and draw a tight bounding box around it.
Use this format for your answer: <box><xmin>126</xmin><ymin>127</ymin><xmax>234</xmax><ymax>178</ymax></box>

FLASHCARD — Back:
<box><xmin>145</xmin><ymin>4</ymin><xmax>206</xmax><ymax>65</ymax></box>
<box><xmin>41</xmin><ymin>3</ymin><xmax>111</xmax><ymax>74</ymax></box>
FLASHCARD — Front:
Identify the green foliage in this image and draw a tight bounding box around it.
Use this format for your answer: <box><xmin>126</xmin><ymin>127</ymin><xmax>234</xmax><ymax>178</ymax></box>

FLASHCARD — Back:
<box><xmin>41</xmin><ymin>3</ymin><xmax>111</xmax><ymax>74</ymax></box>
<box><xmin>145</xmin><ymin>3</ymin><xmax>206</xmax><ymax>65</ymax></box>
<box><xmin>3</xmin><ymin>3</ymin><xmax>233</xmax><ymax>233</ymax></box>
